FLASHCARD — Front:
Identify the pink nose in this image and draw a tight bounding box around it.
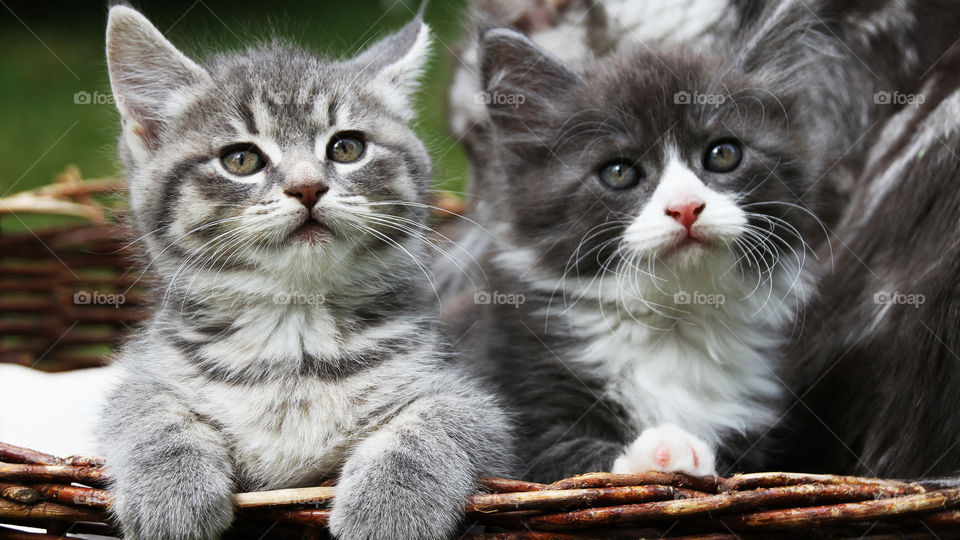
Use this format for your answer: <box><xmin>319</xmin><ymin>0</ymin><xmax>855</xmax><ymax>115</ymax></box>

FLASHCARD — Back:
<box><xmin>284</xmin><ymin>181</ymin><xmax>329</xmax><ymax>209</ymax></box>
<box><xmin>665</xmin><ymin>201</ymin><xmax>705</xmax><ymax>230</ymax></box>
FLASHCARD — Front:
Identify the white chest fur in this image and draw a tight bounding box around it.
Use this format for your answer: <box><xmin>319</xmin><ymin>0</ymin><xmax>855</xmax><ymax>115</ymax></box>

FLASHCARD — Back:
<box><xmin>503</xmin><ymin>240</ymin><xmax>804</xmax><ymax>448</ymax></box>
<box><xmin>195</xmin><ymin>376</ymin><xmax>365</xmax><ymax>490</ymax></box>
<box><xmin>557</xmin><ymin>251</ymin><xmax>806</xmax><ymax>447</ymax></box>
<box><xmin>568</xmin><ymin>304</ymin><xmax>782</xmax><ymax>447</ymax></box>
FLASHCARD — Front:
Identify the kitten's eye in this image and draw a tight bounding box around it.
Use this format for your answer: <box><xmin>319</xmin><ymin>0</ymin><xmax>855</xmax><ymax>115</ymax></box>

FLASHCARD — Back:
<box><xmin>220</xmin><ymin>146</ymin><xmax>266</xmax><ymax>176</ymax></box>
<box><xmin>599</xmin><ymin>162</ymin><xmax>641</xmax><ymax>190</ymax></box>
<box><xmin>327</xmin><ymin>133</ymin><xmax>365</xmax><ymax>163</ymax></box>
<box><xmin>704</xmin><ymin>141</ymin><xmax>743</xmax><ymax>173</ymax></box>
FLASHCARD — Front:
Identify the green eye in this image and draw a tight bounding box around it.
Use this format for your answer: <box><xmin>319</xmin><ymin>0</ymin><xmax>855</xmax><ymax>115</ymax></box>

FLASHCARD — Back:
<box><xmin>704</xmin><ymin>141</ymin><xmax>743</xmax><ymax>173</ymax></box>
<box><xmin>220</xmin><ymin>146</ymin><xmax>266</xmax><ymax>176</ymax></box>
<box><xmin>599</xmin><ymin>162</ymin><xmax>641</xmax><ymax>190</ymax></box>
<box><xmin>327</xmin><ymin>133</ymin><xmax>365</xmax><ymax>163</ymax></box>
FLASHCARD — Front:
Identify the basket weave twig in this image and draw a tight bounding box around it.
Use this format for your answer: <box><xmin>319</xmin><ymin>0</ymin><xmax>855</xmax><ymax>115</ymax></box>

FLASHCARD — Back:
<box><xmin>0</xmin><ymin>222</ymin><xmax>149</xmax><ymax>371</ymax></box>
<box><xmin>0</xmin><ymin>441</ymin><xmax>959</xmax><ymax>539</ymax></box>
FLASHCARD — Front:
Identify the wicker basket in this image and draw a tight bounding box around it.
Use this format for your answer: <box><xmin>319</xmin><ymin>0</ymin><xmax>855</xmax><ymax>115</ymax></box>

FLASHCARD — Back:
<box><xmin>1</xmin><ymin>173</ymin><xmax>959</xmax><ymax>538</ymax></box>
<box><xmin>0</xmin><ymin>167</ymin><xmax>146</xmax><ymax>372</ymax></box>
<box><xmin>1</xmin><ymin>441</ymin><xmax>959</xmax><ymax>539</ymax></box>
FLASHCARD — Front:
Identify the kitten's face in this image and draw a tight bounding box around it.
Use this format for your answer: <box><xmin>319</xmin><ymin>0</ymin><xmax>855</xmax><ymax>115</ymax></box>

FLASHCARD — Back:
<box><xmin>482</xmin><ymin>30</ymin><xmax>818</xmax><ymax>289</ymax></box>
<box><xmin>107</xmin><ymin>7</ymin><xmax>431</xmax><ymax>281</ymax></box>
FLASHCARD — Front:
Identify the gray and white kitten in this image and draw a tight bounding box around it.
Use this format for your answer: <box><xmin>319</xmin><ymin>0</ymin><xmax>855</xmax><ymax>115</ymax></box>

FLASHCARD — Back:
<box><xmin>99</xmin><ymin>6</ymin><xmax>512</xmax><ymax>540</ymax></box>
<box><xmin>443</xmin><ymin>26</ymin><xmax>827</xmax><ymax>482</ymax></box>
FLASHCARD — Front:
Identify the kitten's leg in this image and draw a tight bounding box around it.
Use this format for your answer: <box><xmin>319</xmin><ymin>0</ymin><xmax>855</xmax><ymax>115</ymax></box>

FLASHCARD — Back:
<box><xmin>523</xmin><ymin>434</ymin><xmax>627</xmax><ymax>482</ymax></box>
<box><xmin>517</xmin><ymin>398</ymin><xmax>631</xmax><ymax>482</ymax></box>
<box><xmin>612</xmin><ymin>423</ymin><xmax>717</xmax><ymax>476</ymax></box>
<box><xmin>329</xmin><ymin>391</ymin><xmax>512</xmax><ymax>540</ymax></box>
<box><xmin>100</xmin><ymin>377</ymin><xmax>234</xmax><ymax>540</ymax></box>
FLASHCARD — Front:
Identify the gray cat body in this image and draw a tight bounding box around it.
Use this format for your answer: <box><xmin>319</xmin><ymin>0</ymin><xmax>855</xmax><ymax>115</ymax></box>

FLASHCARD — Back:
<box><xmin>99</xmin><ymin>6</ymin><xmax>511</xmax><ymax>539</ymax></box>
<box><xmin>771</xmin><ymin>35</ymin><xmax>960</xmax><ymax>479</ymax></box>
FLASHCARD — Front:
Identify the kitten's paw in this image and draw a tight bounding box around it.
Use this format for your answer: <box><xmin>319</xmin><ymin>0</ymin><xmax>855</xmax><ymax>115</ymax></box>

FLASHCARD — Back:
<box><xmin>111</xmin><ymin>479</ymin><xmax>234</xmax><ymax>540</ymax></box>
<box><xmin>330</xmin><ymin>481</ymin><xmax>460</xmax><ymax>540</ymax></box>
<box><xmin>612</xmin><ymin>423</ymin><xmax>717</xmax><ymax>476</ymax></box>
<box><xmin>329</xmin><ymin>454</ymin><xmax>463</xmax><ymax>540</ymax></box>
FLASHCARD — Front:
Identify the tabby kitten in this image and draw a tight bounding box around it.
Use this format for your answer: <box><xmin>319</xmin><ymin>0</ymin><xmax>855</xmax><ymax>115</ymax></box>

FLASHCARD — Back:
<box><xmin>444</xmin><ymin>27</ymin><xmax>827</xmax><ymax>481</ymax></box>
<box><xmin>99</xmin><ymin>6</ymin><xmax>511</xmax><ymax>539</ymax></box>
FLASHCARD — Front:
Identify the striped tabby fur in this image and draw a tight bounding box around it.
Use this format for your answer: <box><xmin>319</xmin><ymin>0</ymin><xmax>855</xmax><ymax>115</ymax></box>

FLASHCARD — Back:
<box><xmin>99</xmin><ymin>6</ymin><xmax>512</xmax><ymax>539</ymax></box>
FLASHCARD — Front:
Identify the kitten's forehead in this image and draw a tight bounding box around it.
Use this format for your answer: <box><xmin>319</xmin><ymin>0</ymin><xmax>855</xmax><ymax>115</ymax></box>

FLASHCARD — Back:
<box><xmin>187</xmin><ymin>47</ymin><xmax>388</xmax><ymax>144</ymax></box>
<box><xmin>572</xmin><ymin>48</ymin><xmax>790</xmax><ymax>143</ymax></box>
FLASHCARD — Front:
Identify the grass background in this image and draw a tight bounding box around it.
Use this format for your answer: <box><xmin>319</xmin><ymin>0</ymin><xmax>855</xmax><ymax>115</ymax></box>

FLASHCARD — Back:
<box><xmin>0</xmin><ymin>0</ymin><xmax>471</xmax><ymax>230</ymax></box>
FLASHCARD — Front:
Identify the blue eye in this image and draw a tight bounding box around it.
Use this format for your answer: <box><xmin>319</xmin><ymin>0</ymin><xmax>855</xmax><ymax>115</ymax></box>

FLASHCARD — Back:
<box><xmin>599</xmin><ymin>162</ymin><xmax>641</xmax><ymax>190</ymax></box>
<box><xmin>704</xmin><ymin>141</ymin><xmax>743</xmax><ymax>172</ymax></box>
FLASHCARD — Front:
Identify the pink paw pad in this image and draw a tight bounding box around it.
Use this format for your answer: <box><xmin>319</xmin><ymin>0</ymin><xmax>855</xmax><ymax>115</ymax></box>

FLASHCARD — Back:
<box><xmin>653</xmin><ymin>445</ymin><xmax>671</xmax><ymax>469</ymax></box>
<box><xmin>611</xmin><ymin>424</ymin><xmax>718</xmax><ymax>476</ymax></box>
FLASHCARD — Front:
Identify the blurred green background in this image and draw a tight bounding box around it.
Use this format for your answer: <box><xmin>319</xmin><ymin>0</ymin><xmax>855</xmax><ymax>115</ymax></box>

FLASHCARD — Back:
<box><xmin>0</xmin><ymin>0</ymin><xmax>470</xmax><ymax>230</ymax></box>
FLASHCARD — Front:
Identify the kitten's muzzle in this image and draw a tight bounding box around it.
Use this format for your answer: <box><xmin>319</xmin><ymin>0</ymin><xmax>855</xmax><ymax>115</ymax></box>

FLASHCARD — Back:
<box><xmin>284</xmin><ymin>180</ymin><xmax>329</xmax><ymax>210</ymax></box>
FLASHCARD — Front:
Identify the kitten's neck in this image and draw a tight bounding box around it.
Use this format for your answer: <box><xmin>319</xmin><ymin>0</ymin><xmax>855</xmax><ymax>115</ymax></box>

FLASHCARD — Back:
<box><xmin>152</xmin><ymin>267</ymin><xmax>432</xmax><ymax>384</ymax></box>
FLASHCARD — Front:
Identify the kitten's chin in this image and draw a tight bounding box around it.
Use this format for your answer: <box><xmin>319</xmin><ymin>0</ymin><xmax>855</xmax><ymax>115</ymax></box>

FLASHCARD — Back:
<box><xmin>289</xmin><ymin>220</ymin><xmax>330</xmax><ymax>246</ymax></box>
<box><xmin>659</xmin><ymin>237</ymin><xmax>710</xmax><ymax>264</ymax></box>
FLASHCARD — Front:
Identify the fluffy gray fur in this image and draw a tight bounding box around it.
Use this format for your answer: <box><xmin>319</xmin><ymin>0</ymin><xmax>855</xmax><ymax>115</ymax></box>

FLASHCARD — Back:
<box><xmin>99</xmin><ymin>6</ymin><xmax>512</xmax><ymax>539</ymax></box>
<box><xmin>769</xmin><ymin>5</ymin><xmax>960</xmax><ymax>478</ymax></box>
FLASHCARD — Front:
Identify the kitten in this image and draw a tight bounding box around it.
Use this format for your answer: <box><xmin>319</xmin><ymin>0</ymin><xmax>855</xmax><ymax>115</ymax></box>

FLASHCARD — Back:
<box><xmin>99</xmin><ymin>6</ymin><xmax>512</xmax><ymax>540</ymax></box>
<box><xmin>442</xmin><ymin>26</ymin><xmax>827</xmax><ymax>482</ymax></box>
<box><xmin>769</xmin><ymin>42</ymin><xmax>960</xmax><ymax>478</ymax></box>
<box><xmin>440</xmin><ymin>1</ymin><xmax>960</xmax><ymax>482</ymax></box>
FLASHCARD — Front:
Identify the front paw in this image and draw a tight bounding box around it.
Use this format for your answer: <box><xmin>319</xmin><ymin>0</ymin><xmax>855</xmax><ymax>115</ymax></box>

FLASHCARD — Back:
<box><xmin>111</xmin><ymin>479</ymin><xmax>234</xmax><ymax>540</ymax></box>
<box><xmin>612</xmin><ymin>423</ymin><xmax>717</xmax><ymax>476</ymax></box>
<box><xmin>329</xmin><ymin>455</ymin><xmax>464</xmax><ymax>540</ymax></box>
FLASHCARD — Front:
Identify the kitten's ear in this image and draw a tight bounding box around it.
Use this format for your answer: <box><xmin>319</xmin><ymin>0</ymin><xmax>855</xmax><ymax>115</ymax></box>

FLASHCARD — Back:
<box><xmin>479</xmin><ymin>28</ymin><xmax>581</xmax><ymax>136</ymax></box>
<box><xmin>106</xmin><ymin>6</ymin><xmax>210</xmax><ymax>152</ymax></box>
<box><xmin>351</xmin><ymin>12</ymin><xmax>432</xmax><ymax>121</ymax></box>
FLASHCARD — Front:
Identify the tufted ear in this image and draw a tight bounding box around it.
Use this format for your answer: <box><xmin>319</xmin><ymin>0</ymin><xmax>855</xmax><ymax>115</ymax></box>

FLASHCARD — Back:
<box><xmin>349</xmin><ymin>11</ymin><xmax>433</xmax><ymax>121</ymax></box>
<box><xmin>479</xmin><ymin>27</ymin><xmax>582</xmax><ymax>136</ymax></box>
<box><xmin>106</xmin><ymin>5</ymin><xmax>210</xmax><ymax>153</ymax></box>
